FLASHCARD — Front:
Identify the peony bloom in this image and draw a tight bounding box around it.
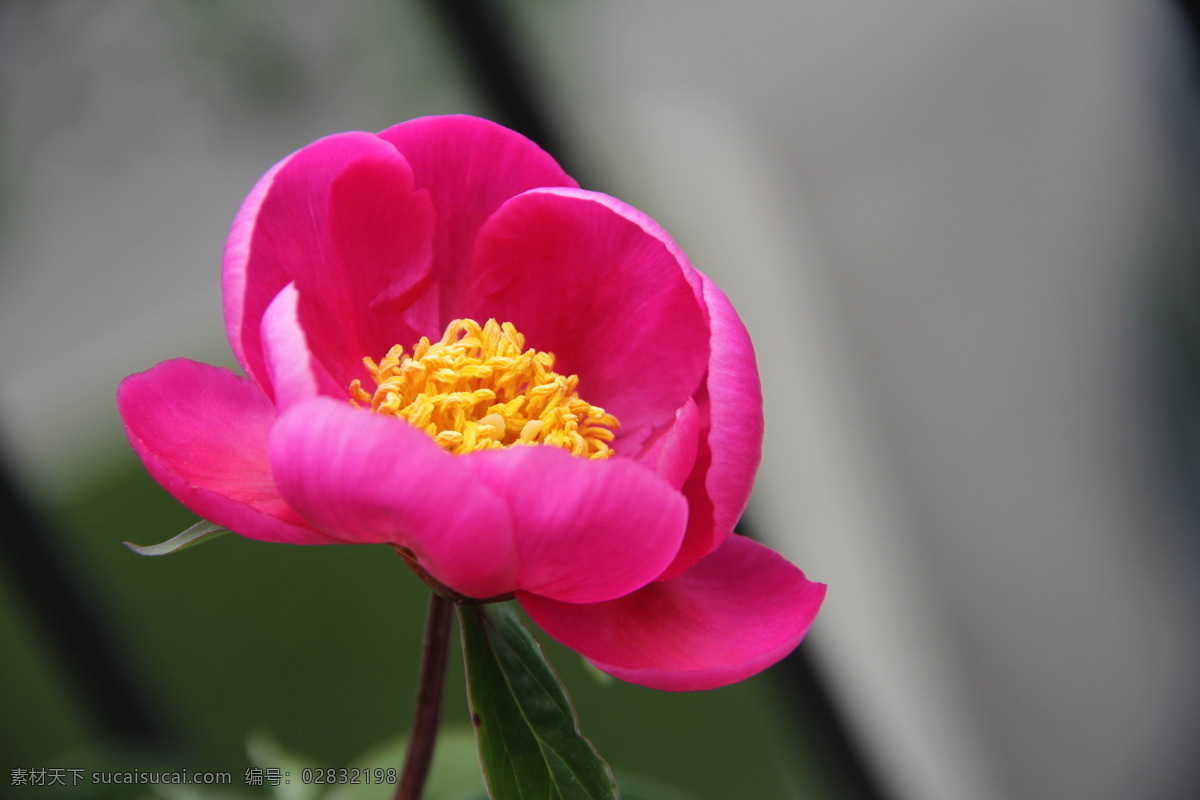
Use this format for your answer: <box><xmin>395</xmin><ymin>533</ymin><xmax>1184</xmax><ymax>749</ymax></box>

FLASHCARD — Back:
<box><xmin>118</xmin><ymin>115</ymin><xmax>825</xmax><ymax>691</ymax></box>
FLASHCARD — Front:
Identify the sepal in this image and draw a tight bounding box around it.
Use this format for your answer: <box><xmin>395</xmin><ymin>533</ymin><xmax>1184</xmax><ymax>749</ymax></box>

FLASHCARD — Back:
<box><xmin>124</xmin><ymin>520</ymin><xmax>229</xmax><ymax>556</ymax></box>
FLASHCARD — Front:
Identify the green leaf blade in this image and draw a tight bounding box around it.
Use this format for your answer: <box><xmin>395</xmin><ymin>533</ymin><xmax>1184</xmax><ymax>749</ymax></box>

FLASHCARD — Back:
<box><xmin>124</xmin><ymin>520</ymin><xmax>229</xmax><ymax>556</ymax></box>
<box><xmin>459</xmin><ymin>602</ymin><xmax>618</xmax><ymax>800</ymax></box>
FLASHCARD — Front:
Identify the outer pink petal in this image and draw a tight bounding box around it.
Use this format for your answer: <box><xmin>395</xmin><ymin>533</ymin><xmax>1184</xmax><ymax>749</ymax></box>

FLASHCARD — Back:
<box><xmin>520</xmin><ymin>534</ymin><xmax>825</xmax><ymax>691</ymax></box>
<box><xmin>117</xmin><ymin>359</ymin><xmax>335</xmax><ymax>545</ymax></box>
<box><xmin>692</xmin><ymin>276</ymin><xmax>765</xmax><ymax>541</ymax></box>
<box><xmin>224</xmin><ymin>154</ymin><xmax>289</xmax><ymax>388</ymax></box>
<box><xmin>269</xmin><ymin>398</ymin><xmax>518</xmax><ymax>599</ymax></box>
<box><xmin>261</xmin><ymin>283</ymin><xmax>342</xmax><ymax>412</ymax></box>
<box><xmin>377</xmin><ymin>115</ymin><xmax>577</xmax><ymax>320</ymax></box>
<box><xmin>222</xmin><ymin>131</ymin><xmax>435</xmax><ymax>396</ymax></box>
<box><xmin>465</xmin><ymin>188</ymin><xmax>709</xmax><ymax>444</ymax></box>
<box><xmin>463</xmin><ymin>447</ymin><xmax>687</xmax><ymax>604</ymax></box>
<box><xmin>661</xmin><ymin>276</ymin><xmax>765</xmax><ymax>579</ymax></box>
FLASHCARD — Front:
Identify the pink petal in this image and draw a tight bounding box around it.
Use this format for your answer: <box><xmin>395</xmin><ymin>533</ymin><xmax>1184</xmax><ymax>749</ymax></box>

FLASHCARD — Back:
<box><xmin>465</xmin><ymin>188</ymin><xmax>710</xmax><ymax>444</ymax></box>
<box><xmin>269</xmin><ymin>398</ymin><xmax>518</xmax><ymax>599</ymax></box>
<box><xmin>261</xmin><ymin>283</ymin><xmax>342</xmax><ymax>412</ymax></box>
<box><xmin>464</xmin><ymin>447</ymin><xmax>688</xmax><ymax>604</ymax></box>
<box><xmin>377</xmin><ymin>115</ymin><xmax>577</xmax><ymax>320</ymax></box>
<box><xmin>661</xmin><ymin>276</ymin><xmax>765</xmax><ymax>578</ymax></box>
<box><xmin>223</xmin><ymin>131</ymin><xmax>436</xmax><ymax>398</ymax></box>
<box><xmin>520</xmin><ymin>534</ymin><xmax>825</xmax><ymax>691</ymax></box>
<box><xmin>117</xmin><ymin>359</ymin><xmax>335</xmax><ymax>545</ymax></box>
<box><xmin>695</xmin><ymin>274</ymin><xmax>765</xmax><ymax>533</ymax></box>
<box><xmin>553</xmin><ymin>189</ymin><xmax>708</xmax><ymax>311</ymax></box>
<box><xmin>522</xmin><ymin>192</ymin><xmax>763</xmax><ymax>578</ymax></box>
<box><xmin>223</xmin><ymin>155</ymin><xmax>290</xmax><ymax>390</ymax></box>
<box><xmin>634</xmin><ymin>398</ymin><xmax>701</xmax><ymax>490</ymax></box>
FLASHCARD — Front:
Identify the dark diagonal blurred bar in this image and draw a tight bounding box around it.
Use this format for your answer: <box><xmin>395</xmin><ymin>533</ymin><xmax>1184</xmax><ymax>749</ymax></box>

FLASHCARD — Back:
<box><xmin>421</xmin><ymin>0</ymin><xmax>579</xmax><ymax>180</ymax></box>
<box><xmin>0</xmin><ymin>447</ymin><xmax>178</xmax><ymax>754</ymax></box>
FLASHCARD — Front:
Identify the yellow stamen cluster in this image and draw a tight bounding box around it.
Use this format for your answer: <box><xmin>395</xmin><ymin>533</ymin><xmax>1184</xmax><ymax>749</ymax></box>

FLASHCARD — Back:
<box><xmin>350</xmin><ymin>318</ymin><xmax>619</xmax><ymax>459</ymax></box>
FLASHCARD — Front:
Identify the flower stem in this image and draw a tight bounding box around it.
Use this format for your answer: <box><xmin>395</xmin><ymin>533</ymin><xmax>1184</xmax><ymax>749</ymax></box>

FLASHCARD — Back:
<box><xmin>395</xmin><ymin>591</ymin><xmax>454</xmax><ymax>800</ymax></box>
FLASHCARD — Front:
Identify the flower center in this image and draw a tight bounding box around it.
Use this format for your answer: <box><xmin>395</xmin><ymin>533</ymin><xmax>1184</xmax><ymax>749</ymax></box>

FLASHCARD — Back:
<box><xmin>349</xmin><ymin>318</ymin><xmax>619</xmax><ymax>459</ymax></box>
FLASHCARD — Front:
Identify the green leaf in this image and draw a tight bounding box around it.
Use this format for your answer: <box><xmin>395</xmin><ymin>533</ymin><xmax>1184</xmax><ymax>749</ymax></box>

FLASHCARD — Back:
<box><xmin>459</xmin><ymin>602</ymin><xmax>618</xmax><ymax>800</ymax></box>
<box><xmin>125</xmin><ymin>520</ymin><xmax>229</xmax><ymax>556</ymax></box>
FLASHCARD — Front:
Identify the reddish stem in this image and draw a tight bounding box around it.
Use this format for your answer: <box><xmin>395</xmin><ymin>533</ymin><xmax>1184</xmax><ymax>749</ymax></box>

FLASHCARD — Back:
<box><xmin>394</xmin><ymin>592</ymin><xmax>454</xmax><ymax>800</ymax></box>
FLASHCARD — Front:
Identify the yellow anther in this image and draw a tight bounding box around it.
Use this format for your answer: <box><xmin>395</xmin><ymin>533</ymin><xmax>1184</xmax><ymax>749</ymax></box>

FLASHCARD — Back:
<box><xmin>350</xmin><ymin>318</ymin><xmax>619</xmax><ymax>459</ymax></box>
<box><xmin>518</xmin><ymin>419</ymin><xmax>543</xmax><ymax>443</ymax></box>
<box><xmin>478</xmin><ymin>413</ymin><xmax>507</xmax><ymax>438</ymax></box>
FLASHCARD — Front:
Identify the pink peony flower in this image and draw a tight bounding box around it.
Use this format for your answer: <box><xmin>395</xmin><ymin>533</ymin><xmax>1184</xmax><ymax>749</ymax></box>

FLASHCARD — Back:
<box><xmin>118</xmin><ymin>115</ymin><xmax>825</xmax><ymax>691</ymax></box>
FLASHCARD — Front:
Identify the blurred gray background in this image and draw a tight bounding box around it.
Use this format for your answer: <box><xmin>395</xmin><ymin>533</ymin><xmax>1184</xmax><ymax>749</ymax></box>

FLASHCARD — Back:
<box><xmin>3</xmin><ymin>2</ymin><xmax>1199</xmax><ymax>799</ymax></box>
